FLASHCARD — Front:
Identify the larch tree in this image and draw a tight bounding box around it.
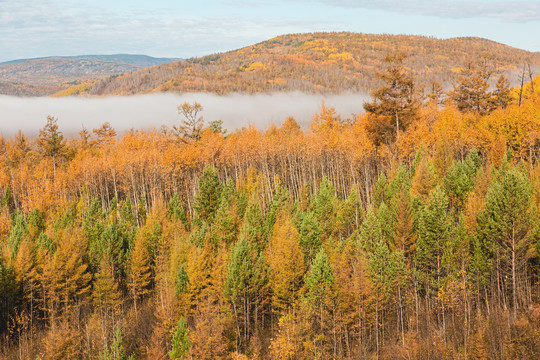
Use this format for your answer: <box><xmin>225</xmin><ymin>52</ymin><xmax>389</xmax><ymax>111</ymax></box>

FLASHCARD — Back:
<box><xmin>37</xmin><ymin>115</ymin><xmax>66</xmax><ymax>177</ymax></box>
<box><xmin>267</xmin><ymin>213</ymin><xmax>305</xmax><ymax>314</ymax></box>
<box><xmin>449</xmin><ymin>60</ymin><xmax>493</xmax><ymax>115</ymax></box>
<box><xmin>129</xmin><ymin>233</ymin><xmax>153</xmax><ymax>314</ymax></box>
<box><xmin>93</xmin><ymin>122</ymin><xmax>117</xmax><ymax>146</ymax></box>
<box><xmin>490</xmin><ymin>75</ymin><xmax>512</xmax><ymax>110</ymax></box>
<box><xmin>174</xmin><ymin>102</ymin><xmax>204</xmax><ymax>143</ymax></box>
<box><xmin>363</xmin><ymin>52</ymin><xmax>419</xmax><ymax>145</ymax></box>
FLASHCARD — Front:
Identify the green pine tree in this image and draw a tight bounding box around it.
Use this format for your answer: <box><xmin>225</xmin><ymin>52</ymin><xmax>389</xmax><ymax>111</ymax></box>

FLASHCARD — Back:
<box><xmin>194</xmin><ymin>166</ymin><xmax>222</xmax><ymax>223</ymax></box>
<box><xmin>169</xmin><ymin>317</ymin><xmax>190</xmax><ymax>359</ymax></box>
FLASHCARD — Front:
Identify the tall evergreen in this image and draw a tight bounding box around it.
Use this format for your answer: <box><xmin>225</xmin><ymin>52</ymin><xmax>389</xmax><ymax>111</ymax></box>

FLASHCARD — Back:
<box><xmin>478</xmin><ymin>166</ymin><xmax>536</xmax><ymax>312</ymax></box>
<box><xmin>194</xmin><ymin>166</ymin><xmax>222</xmax><ymax>223</ymax></box>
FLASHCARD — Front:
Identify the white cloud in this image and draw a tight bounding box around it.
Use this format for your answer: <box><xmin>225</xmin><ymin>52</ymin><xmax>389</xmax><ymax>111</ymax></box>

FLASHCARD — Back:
<box><xmin>0</xmin><ymin>0</ymin><xmax>321</xmax><ymax>61</ymax></box>
<box><xmin>300</xmin><ymin>0</ymin><xmax>540</xmax><ymax>22</ymax></box>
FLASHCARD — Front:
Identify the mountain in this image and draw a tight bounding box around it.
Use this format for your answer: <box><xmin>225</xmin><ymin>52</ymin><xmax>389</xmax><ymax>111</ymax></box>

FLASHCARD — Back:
<box><xmin>2</xmin><ymin>33</ymin><xmax>539</xmax><ymax>97</ymax></box>
<box><xmin>0</xmin><ymin>54</ymin><xmax>180</xmax><ymax>68</ymax></box>
<box><xmin>0</xmin><ymin>55</ymin><xmax>179</xmax><ymax>96</ymax></box>
<box><xmin>73</xmin><ymin>32</ymin><xmax>540</xmax><ymax>97</ymax></box>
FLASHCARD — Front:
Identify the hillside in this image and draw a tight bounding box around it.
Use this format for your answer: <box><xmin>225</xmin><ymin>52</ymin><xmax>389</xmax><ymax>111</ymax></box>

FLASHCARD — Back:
<box><xmin>0</xmin><ymin>55</ymin><xmax>178</xmax><ymax>96</ymax></box>
<box><xmin>80</xmin><ymin>32</ymin><xmax>540</xmax><ymax>96</ymax></box>
<box><xmin>0</xmin><ymin>54</ymin><xmax>180</xmax><ymax>68</ymax></box>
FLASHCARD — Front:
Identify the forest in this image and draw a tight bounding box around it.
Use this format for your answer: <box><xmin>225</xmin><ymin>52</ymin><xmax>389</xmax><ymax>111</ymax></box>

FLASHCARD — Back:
<box><xmin>59</xmin><ymin>33</ymin><xmax>540</xmax><ymax>97</ymax></box>
<box><xmin>1</xmin><ymin>56</ymin><xmax>540</xmax><ymax>359</ymax></box>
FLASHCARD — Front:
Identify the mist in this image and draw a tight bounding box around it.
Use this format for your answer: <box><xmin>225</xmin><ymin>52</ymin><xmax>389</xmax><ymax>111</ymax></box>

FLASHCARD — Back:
<box><xmin>0</xmin><ymin>92</ymin><xmax>370</xmax><ymax>138</ymax></box>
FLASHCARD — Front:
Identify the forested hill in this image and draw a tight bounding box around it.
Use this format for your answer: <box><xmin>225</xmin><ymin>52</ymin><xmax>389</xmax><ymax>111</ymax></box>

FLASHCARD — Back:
<box><xmin>77</xmin><ymin>32</ymin><xmax>540</xmax><ymax>96</ymax></box>
<box><xmin>0</xmin><ymin>55</ymin><xmax>179</xmax><ymax>96</ymax></box>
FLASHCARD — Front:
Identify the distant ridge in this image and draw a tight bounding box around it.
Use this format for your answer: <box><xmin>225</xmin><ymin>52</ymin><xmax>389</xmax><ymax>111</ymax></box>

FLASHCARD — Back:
<box><xmin>0</xmin><ymin>54</ymin><xmax>180</xmax><ymax>67</ymax></box>
<box><xmin>0</xmin><ymin>55</ymin><xmax>181</xmax><ymax>96</ymax></box>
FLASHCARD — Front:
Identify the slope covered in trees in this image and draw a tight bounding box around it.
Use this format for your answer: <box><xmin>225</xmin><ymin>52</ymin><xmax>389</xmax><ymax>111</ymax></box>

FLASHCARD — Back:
<box><xmin>0</xmin><ymin>55</ymin><xmax>178</xmax><ymax>96</ymax></box>
<box><xmin>1</xmin><ymin>69</ymin><xmax>540</xmax><ymax>358</ymax></box>
<box><xmin>76</xmin><ymin>32</ymin><xmax>540</xmax><ymax>96</ymax></box>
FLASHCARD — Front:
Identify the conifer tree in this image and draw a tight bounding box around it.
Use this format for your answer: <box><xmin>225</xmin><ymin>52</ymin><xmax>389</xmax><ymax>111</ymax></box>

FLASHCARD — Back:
<box><xmin>297</xmin><ymin>211</ymin><xmax>323</xmax><ymax>263</ymax></box>
<box><xmin>363</xmin><ymin>52</ymin><xmax>419</xmax><ymax>145</ymax></box>
<box><xmin>175</xmin><ymin>102</ymin><xmax>204</xmax><ymax>143</ymax></box>
<box><xmin>304</xmin><ymin>247</ymin><xmax>335</xmax><ymax>358</ymax></box>
<box><xmin>335</xmin><ymin>187</ymin><xmax>362</xmax><ymax>238</ymax></box>
<box><xmin>225</xmin><ymin>236</ymin><xmax>267</xmax><ymax>351</ymax></box>
<box><xmin>168</xmin><ymin>193</ymin><xmax>188</xmax><ymax>230</ymax></box>
<box><xmin>93</xmin><ymin>257</ymin><xmax>122</xmax><ymax>318</ymax></box>
<box><xmin>129</xmin><ymin>233</ymin><xmax>152</xmax><ymax>308</ymax></box>
<box><xmin>0</xmin><ymin>255</ymin><xmax>17</xmax><ymax>333</ymax></box>
<box><xmin>240</xmin><ymin>197</ymin><xmax>265</xmax><ymax>250</ymax></box>
<box><xmin>175</xmin><ymin>264</ymin><xmax>189</xmax><ymax>297</ymax></box>
<box><xmin>267</xmin><ymin>213</ymin><xmax>305</xmax><ymax>313</ymax></box>
<box><xmin>478</xmin><ymin>166</ymin><xmax>536</xmax><ymax>313</ymax></box>
<box><xmin>313</xmin><ymin>178</ymin><xmax>335</xmax><ymax>237</ymax></box>
<box><xmin>37</xmin><ymin>115</ymin><xmax>66</xmax><ymax>175</ymax></box>
<box><xmin>194</xmin><ymin>166</ymin><xmax>222</xmax><ymax>223</ymax></box>
<box><xmin>449</xmin><ymin>60</ymin><xmax>493</xmax><ymax>115</ymax></box>
<box><xmin>415</xmin><ymin>186</ymin><xmax>452</xmax><ymax>297</ymax></box>
<box><xmin>99</xmin><ymin>328</ymin><xmax>132</xmax><ymax>360</ymax></box>
<box><xmin>169</xmin><ymin>317</ymin><xmax>190</xmax><ymax>359</ymax></box>
<box><xmin>210</xmin><ymin>194</ymin><xmax>238</xmax><ymax>247</ymax></box>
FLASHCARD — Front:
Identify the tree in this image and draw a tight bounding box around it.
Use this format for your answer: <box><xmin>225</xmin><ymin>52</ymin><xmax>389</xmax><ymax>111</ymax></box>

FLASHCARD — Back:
<box><xmin>267</xmin><ymin>213</ymin><xmax>305</xmax><ymax>313</ymax></box>
<box><xmin>449</xmin><ymin>60</ymin><xmax>493</xmax><ymax>115</ymax></box>
<box><xmin>312</xmin><ymin>178</ymin><xmax>336</xmax><ymax>237</ymax></box>
<box><xmin>0</xmin><ymin>255</ymin><xmax>17</xmax><ymax>333</ymax></box>
<box><xmin>93</xmin><ymin>257</ymin><xmax>122</xmax><ymax>319</ymax></box>
<box><xmin>175</xmin><ymin>102</ymin><xmax>204</xmax><ymax>142</ymax></box>
<box><xmin>303</xmin><ymin>247</ymin><xmax>335</xmax><ymax>359</ymax></box>
<box><xmin>209</xmin><ymin>119</ymin><xmax>227</xmax><ymax>135</ymax></box>
<box><xmin>363</xmin><ymin>52</ymin><xmax>419</xmax><ymax>145</ymax></box>
<box><xmin>37</xmin><ymin>115</ymin><xmax>66</xmax><ymax>176</ymax></box>
<box><xmin>296</xmin><ymin>210</ymin><xmax>322</xmax><ymax>264</ymax></box>
<box><xmin>478</xmin><ymin>166</ymin><xmax>536</xmax><ymax>314</ymax></box>
<box><xmin>490</xmin><ymin>75</ymin><xmax>512</xmax><ymax>110</ymax></box>
<box><xmin>93</xmin><ymin>122</ymin><xmax>117</xmax><ymax>146</ymax></box>
<box><xmin>194</xmin><ymin>166</ymin><xmax>222</xmax><ymax>223</ymax></box>
<box><xmin>129</xmin><ymin>233</ymin><xmax>152</xmax><ymax>311</ymax></box>
<box><xmin>170</xmin><ymin>317</ymin><xmax>190</xmax><ymax>359</ymax></box>
<box><xmin>415</xmin><ymin>186</ymin><xmax>452</xmax><ymax>298</ymax></box>
<box><xmin>224</xmin><ymin>237</ymin><xmax>267</xmax><ymax>351</ymax></box>
<box><xmin>168</xmin><ymin>193</ymin><xmax>188</xmax><ymax>229</ymax></box>
<box><xmin>99</xmin><ymin>328</ymin><xmax>133</xmax><ymax>360</ymax></box>
<box><xmin>240</xmin><ymin>197</ymin><xmax>265</xmax><ymax>251</ymax></box>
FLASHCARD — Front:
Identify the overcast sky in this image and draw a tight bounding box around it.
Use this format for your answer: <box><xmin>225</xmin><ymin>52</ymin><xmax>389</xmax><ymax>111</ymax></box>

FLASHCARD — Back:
<box><xmin>1</xmin><ymin>0</ymin><xmax>539</xmax><ymax>63</ymax></box>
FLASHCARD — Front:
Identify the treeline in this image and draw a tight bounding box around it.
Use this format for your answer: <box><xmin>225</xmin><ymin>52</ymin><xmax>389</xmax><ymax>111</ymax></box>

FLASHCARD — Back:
<box><xmin>1</xmin><ymin>71</ymin><xmax>540</xmax><ymax>359</ymax></box>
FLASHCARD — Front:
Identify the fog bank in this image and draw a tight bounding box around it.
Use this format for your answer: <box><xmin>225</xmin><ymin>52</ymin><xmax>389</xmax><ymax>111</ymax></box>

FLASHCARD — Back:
<box><xmin>0</xmin><ymin>92</ymin><xmax>370</xmax><ymax>137</ymax></box>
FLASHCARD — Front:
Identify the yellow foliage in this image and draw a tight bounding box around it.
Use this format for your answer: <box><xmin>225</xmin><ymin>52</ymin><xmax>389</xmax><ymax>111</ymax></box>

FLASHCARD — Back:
<box><xmin>245</xmin><ymin>62</ymin><xmax>266</xmax><ymax>72</ymax></box>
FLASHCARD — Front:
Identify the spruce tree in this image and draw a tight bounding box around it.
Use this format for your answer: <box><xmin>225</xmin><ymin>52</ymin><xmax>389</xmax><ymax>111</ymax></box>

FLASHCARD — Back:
<box><xmin>478</xmin><ymin>166</ymin><xmax>535</xmax><ymax>312</ymax></box>
<box><xmin>169</xmin><ymin>317</ymin><xmax>190</xmax><ymax>359</ymax></box>
<box><xmin>194</xmin><ymin>166</ymin><xmax>222</xmax><ymax>223</ymax></box>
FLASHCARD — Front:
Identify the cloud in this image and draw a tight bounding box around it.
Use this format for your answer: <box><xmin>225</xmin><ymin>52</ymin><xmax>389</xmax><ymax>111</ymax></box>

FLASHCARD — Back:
<box><xmin>0</xmin><ymin>92</ymin><xmax>370</xmax><ymax>138</ymax></box>
<box><xmin>220</xmin><ymin>0</ymin><xmax>271</xmax><ymax>7</ymax></box>
<box><xmin>300</xmin><ymin>0</ymin><xmax>540</xmax><ymax>22</ymax></box>
<box><xmin>0</xmin><ymin>0</ymin><xmax>320</xmax><ymax>62</ymax></box>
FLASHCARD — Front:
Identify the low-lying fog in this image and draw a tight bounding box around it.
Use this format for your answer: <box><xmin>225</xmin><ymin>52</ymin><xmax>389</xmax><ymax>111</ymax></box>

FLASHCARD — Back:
<box><xmin>0</xmin><ymin>93</ymin><xmax>370</xmax><ymax>137</ymax></box>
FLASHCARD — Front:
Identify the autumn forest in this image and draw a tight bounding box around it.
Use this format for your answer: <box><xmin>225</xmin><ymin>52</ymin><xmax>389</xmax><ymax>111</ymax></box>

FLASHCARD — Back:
<box><xmin>1</xmin><ymin>53</ymin><xmax>540</xmax><ymax>360</ymax></box>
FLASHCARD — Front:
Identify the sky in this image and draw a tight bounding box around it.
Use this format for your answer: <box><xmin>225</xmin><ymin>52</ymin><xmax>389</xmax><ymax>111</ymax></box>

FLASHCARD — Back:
<box><xmin>1</xmin><ymin>0</ymin><xmax>540</xmax><ymax>63</ymax></box>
